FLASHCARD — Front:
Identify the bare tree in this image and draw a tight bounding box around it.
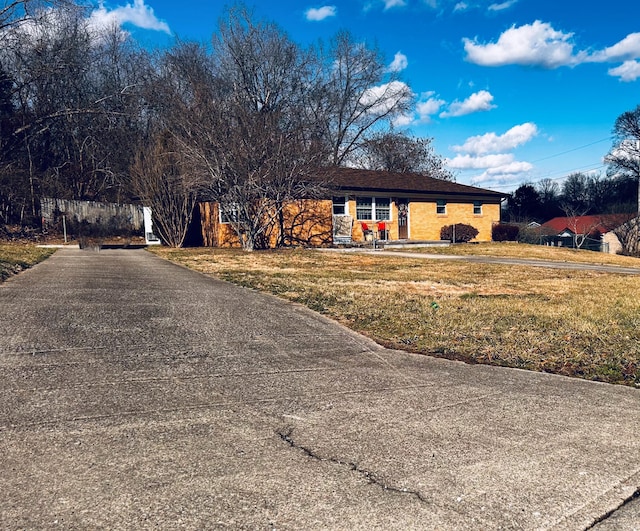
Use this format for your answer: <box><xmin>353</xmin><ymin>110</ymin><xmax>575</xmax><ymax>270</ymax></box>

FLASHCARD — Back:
<box><xmin>559</xmin><ymin>202</ymin><xmax>599</xmax><ymax>249</ymax></box>
<box><xmin>605</xmin><ymin>105</ymin><xmax>640</xmax><ymax>214</ymax></box>
<box><xmin>606</xmin><ymin>106</ymin><xmax>640</xmax><ymax>179</ymax></box>
<box><xmin>1</xmin><ymin>2</ymin><xmax>150</xmax><ymax>218</ymax></box>
<box><xmin>308</xmin><ymin>31</ymin><xmax>413</xmax><ymax>166</ymax></box>
<box><xmin>162</xmin><ymin>9</ymin><xmax>330</xmax><ymax>251</ymax></box>
<box><xmin>355</xmin><ymin>131</ymin><xmax>453</xmax><ymax>179</ymax></box>
<box><xmin>613</xmin><ymin>217</ymin><xmax>639</xmax><ymax>256</ymax></box>
<box><xmin>131</xmin><ymin>132</ymin><xmax>199</xmax><ymax>248</ymax></box>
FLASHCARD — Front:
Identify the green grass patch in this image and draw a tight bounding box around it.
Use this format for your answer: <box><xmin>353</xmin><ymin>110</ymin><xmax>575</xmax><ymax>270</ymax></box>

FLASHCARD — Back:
<box><xmin>0</xmin><ymin>244</ymin><xmax>55</xmax><ymax>282</ymax></box>
<box><xmin>149</xmin><ymin>246</ymin><xmax>640</xmax><ymax>387</ymax></box>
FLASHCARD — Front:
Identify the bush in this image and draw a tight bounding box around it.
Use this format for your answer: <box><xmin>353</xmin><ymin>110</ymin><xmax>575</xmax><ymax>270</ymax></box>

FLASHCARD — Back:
<box><xmin>492</xmin><ymin>223</ymin><xmax>520</xmax><ymax>242</ymax></box>
<box><xmin>440</xmin><ymin>223</ymin><xmax>479</xmax><ymax>243</ymax></box>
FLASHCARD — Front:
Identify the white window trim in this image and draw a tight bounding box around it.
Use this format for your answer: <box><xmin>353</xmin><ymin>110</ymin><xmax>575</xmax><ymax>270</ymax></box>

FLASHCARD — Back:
<box><xmin>473</xmin><ymin>201</ymin><xmax>483</xmax><ymax>215</ymax></box>
<box><xmin>356</xmin><ymin>197</ymin><xmax>392</xmax><ymax>221</ymax></box>
<box><xmin>332</xmin><ymin>195</ymin><xmax>349</xmax><ymax>216</ymax></box>
<box><xmin>436</xmin><ymin>199</ymin><xmax>447</xmax><ymax>215</ymax></box>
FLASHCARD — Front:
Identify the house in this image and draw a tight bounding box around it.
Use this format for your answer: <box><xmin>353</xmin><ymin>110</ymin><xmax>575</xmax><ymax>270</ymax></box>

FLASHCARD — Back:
<box><xmin>198</xmin><ymin>167</ymin><xmax>506</xmax><ymax>247</ymax></box>
<box><xmin>541</xmin><ymin>214</ymin><xmax>637</xmax><ymax>254</ymax></box>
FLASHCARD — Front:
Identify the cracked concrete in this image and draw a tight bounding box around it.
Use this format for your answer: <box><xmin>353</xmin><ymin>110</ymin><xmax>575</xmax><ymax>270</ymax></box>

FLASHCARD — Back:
<box><xmin>588</xmin><ymin>490</ymin><xmax>640</xmax><ymax>530</ymax></box>
<box><xmin>278</xmin><ymin>427</ymin><xmax>431</xmax><ymax>504</ymax></box>
<box><xmin>1</xmin><ymin>248</ymin><xmax>639</xmax><ymax>529</ymax></box>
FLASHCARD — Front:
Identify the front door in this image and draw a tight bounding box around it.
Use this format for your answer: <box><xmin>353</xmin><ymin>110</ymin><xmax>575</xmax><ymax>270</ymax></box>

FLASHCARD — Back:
<box><xmin>397</xmin><ymin>199</ymin><xmax>409</xmax><ymax>239</ymax></box>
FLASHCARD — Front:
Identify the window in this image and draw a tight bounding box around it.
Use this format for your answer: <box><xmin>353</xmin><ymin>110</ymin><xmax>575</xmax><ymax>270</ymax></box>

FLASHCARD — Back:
<box><xmin>436</xmin><ymin>199</ymin><xmax>447</xmax><ymax>215</ymax></box>
<box><xmin>356</xmin><ymin>197</ymin><xmax>391</xmax><ymax>221</ymax></box>
<box><xmin>219</xmin><ymin>203</ymin><xmax>239</xmax><ymax>224</ymax></box>
<box><xmin>356</xmin><ymin>197</ymin><xmax>373</xmax><ymax>220</ymax></box>
<box><xmin>375</xmin><ymin>198</ymin><xmax>390</xmax><ymax>220</ymax></box>
<box><xmin>332</xmin><ymin>196</ymin><xmax>347</xmax><ymax>216</ymax></box>
<box><xmin>473</xmin><ymin>201</ymin><xmax>483</xmax><ymax>215</ymax></box>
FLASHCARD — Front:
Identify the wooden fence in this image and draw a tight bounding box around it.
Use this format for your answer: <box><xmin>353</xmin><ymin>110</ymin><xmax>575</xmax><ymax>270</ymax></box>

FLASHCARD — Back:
<box><xmin>40</xmin><ymin>197</ymin><xmax>144</xmax><ymax>231</ymax></box>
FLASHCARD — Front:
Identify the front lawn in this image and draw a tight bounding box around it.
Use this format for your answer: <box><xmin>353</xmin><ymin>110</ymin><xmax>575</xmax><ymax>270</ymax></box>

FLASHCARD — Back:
<box><xmin>0</xmin><ymin>244</ymin><xmax>55</xmax><ymax>282</ymax></box>
<box><xmin>150</xmin><ymin>244</ymin><xmax>640</xmax><ymax>387</ymax></box>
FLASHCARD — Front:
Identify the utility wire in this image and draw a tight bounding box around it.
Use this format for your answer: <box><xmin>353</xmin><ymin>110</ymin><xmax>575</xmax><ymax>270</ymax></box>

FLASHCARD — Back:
<box><xmin>528</xmin><ymin>137</ymin><xmax>612</xmax><ymax>164</ymax></box>
<box><xmin>462</xmin><ymin>137</ymin><xmax>615</xmax><ymax>191</ymax></box>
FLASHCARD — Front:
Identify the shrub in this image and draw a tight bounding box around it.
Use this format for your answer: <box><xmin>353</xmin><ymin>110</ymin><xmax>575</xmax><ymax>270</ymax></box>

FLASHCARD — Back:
<box><xmin>492</xmin><ymin>223</ymin><xmax>520</xmax><ymax>242</ymax></box>
<box><xmin>440</xmin><ymin>223</ymin><xmax>479</xmax><ymax>243</ymax></box>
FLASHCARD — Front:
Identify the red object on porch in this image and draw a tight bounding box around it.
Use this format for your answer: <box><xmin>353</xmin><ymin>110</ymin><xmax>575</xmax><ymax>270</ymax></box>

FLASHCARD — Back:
<box><xmin>360</xmin><ymin>222</ymin><xmax>373</xmax><ymax>241</ymax></box>
<box><xmin>377</xmin><ymin>221</ymin><xmax>388</xmax><ymax>240</ymax></box>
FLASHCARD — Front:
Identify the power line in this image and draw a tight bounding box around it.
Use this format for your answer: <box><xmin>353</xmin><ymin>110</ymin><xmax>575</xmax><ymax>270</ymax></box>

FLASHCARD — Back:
<box><xmin>464</xmin><ymin>137</ymin><xmax>616</xmax><ymax>191</ymax></box>
<box><xmin>529</xmin><ymin>137</ymin><xmax>613</xmax><ymax>164</ymax></box>
<box><xmin>458</xmin><ymin>136</ymin><xmax>619</xmax><ymax>191</ymax></box>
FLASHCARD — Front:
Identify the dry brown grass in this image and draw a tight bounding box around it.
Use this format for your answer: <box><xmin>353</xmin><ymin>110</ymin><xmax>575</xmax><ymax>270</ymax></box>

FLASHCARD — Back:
<box><xmin>396</xmin><ymin>241</ymin><xmax>640</xmax><ymax>266</ymax></box>
<box><xmin>150</xmin><ymin>245</ymin><xmax>640</xmax><ymax>387</ymax></box>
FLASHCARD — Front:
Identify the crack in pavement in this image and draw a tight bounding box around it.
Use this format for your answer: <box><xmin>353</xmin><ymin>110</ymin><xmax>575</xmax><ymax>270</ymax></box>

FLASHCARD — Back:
<box><xmin>583</xmin><ymin>487</ymin><xmax>640</xmax><ymax>530</ymax></box>
<box><xmin>277</xmin><ymin>427</ymin><xmax>430</xmax><ymax>504</ymax></box>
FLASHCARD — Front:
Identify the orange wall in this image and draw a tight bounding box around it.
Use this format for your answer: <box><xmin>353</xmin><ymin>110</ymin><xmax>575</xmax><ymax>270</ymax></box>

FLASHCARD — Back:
<box><xmin>199</xmin><ymin>199</ymin><xmax>333</xmax><ymax>248</ymax></box>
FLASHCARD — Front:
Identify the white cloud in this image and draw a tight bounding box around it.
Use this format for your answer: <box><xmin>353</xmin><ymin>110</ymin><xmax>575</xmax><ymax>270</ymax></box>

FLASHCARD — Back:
<box><xmin>88</xmin><ymin>0</ymin><xmax>170</xmax><ymax>34</ymax></box>
<box><xmin>463</xmin><ymin>22</ymin><xmax>640</xmax><ymax>81</ymax></box>
<box><xmin>453</xmin><ymin>2</ymin><xmax>469</xmax><ymax>12</ymax></box>
<box><xmin>585</xmin><ymin>32</ymin><xmax>640</xmax><ymax>80</ymax></box>
<box><xmin>608</xmin><ymin>60</ymin><xmax>640</xmax><ymax>82</ymax></box>
<box><xmin>383</xmin><ymin>0</ymin><xmax>407</xmax><ymax>9</ymax></box>
<box><xmin>470</xmin><ymin>169</ymin><xmax>530</xmax><ymax>186</ymax></box>
<box><xmin>463</xmin><ymin>159</ymin><xmax>534</xmax><ymax>187</ymax></box>
<box><xmin>440</xmin><ymin>89</ymin><xmax>496</xmax><ymax>117</ymax></box>
<box><xmin>305</xmin><ymin>6</ymin><xmax>337</xmax><ymax>21</ymax></box>
<box><xmin>452</xmin><ymin>123</ymin><xmax>538</xmax><ymax>155</ymax></box>
<box><xmin>447</xmin><ymin>153</ymin><xmax>515</xmax><ymax>170</ymax></box>
<box><xmin>392</xmin><ymin>113</ymin><xmax>414</xmax><ymax>127</ymax></box>
<box><xmin>488</xmin><ymin>0</ymin><xmax>518</xmax><ymax>11</ymax></box>
<box><xmin>463</xmin><ymin>21</ymin><xmax>640</xmax><ymax>80</ymax></box>
<box><xmin>359</xmin><ymin>80</ymin><xmax>413</xmax><ymax>114</ymax></box>
<box><xmin>388</xmin><ymin>51</ymin><xmax>408</xmax><ymax>72</ymax></box>
<box><xmin>485</xmin><ymin>161</ymin><xmax>533</xmax><ymax>175</ymax></box>
<box><xmin>415</xmin><ymin>92</ymin><xmax>446</xmax><ymax>122</ymax></box>
<box><xmin>463</xmin><ymin>21</ymin><xmax>579</xmax><ymax>68</ymax></box>
<box><xmin>589</xmin><ymin>33</ymin><xmax>640</xmax><ymax>63</ymax></box>
<box><xmin>448</xmin><ymin>121</ymin><xmax>537</xmax><ymax>186</ymax></box>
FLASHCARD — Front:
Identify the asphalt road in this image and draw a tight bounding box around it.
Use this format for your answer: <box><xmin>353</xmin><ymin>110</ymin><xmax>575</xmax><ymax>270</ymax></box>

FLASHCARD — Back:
<box><xmin>1</xmin><ymin>248</ymin><xmax>639</xmax><ymax>530</ymax></box>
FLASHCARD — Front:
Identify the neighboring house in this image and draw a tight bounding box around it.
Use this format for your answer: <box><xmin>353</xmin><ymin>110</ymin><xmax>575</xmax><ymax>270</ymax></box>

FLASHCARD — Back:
<box><xmin>541</xmin><ymin>214</ymin><xmax>636</xmax><ymax>254</ymax></box>
<box><xmin>198</xmin><ymin>167</ymin><xmax>506</xmax><ymax>247</ymax></box>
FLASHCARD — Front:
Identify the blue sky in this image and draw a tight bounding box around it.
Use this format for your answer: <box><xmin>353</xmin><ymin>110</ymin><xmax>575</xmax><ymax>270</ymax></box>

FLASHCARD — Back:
<box><xmin>88</xmin><ymin>0</ymin><xmax>640</xmax><ymax>192</ymax></box>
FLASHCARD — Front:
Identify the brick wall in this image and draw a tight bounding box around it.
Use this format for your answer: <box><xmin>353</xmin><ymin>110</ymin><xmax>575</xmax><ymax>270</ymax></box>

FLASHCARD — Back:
<box><xmin>409</xmin><ymin>200</ymin><xmax>500</xmax><ymax>241</ymax></box>
<box><xmin>348</xmin><ymin>197</ymin><xmax>500</xmax><ymax>242</ymax></box>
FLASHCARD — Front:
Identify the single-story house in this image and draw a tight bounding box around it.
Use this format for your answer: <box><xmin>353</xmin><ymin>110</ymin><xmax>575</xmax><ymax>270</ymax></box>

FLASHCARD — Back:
<box><xmin>541</xmin><ymin>214</ymin><xmax>637</xmax><ymax>254</ymax></box>
<box><xmin>198</xmin><ymin>167</ymin><xmax>507</xmax><ymax>247</ymax></box>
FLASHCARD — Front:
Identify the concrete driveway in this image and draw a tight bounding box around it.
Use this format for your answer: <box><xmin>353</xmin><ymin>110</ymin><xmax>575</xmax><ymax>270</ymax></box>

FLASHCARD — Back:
<box><xmin>1</xmin><ymin>248</ymin><xmax>638</xmax><ymax>530</ymax></box>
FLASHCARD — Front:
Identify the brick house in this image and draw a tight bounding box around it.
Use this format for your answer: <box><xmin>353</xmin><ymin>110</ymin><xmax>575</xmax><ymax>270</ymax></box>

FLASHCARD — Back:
<box><xmin>198</xmin><ymin>167</ymin><xmax>506</xmax><ymax>247</ymax></box>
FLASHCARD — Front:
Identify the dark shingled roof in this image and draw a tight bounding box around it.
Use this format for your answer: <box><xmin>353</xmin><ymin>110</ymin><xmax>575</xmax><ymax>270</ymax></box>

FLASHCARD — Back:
<box><xmin>317</xmin><ymin>167</ymin><xmax>506</xmax><ymax>198</ymax></box>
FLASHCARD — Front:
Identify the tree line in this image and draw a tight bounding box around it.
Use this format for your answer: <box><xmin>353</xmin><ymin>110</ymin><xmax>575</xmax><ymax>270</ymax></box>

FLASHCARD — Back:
<box><xmin>0</xmin><ymin>0</ymin><xmax>451</xmax><ymax>248</ymax></box>
<box><xmin>503</xmin><ymin>172</ymin><xmax>638</xmax><ymax>223</ymax></box>
<box><xmin>505</xmin><ymin>106</ymin><xmax>640</xmax><ymax>224</ymax></box>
